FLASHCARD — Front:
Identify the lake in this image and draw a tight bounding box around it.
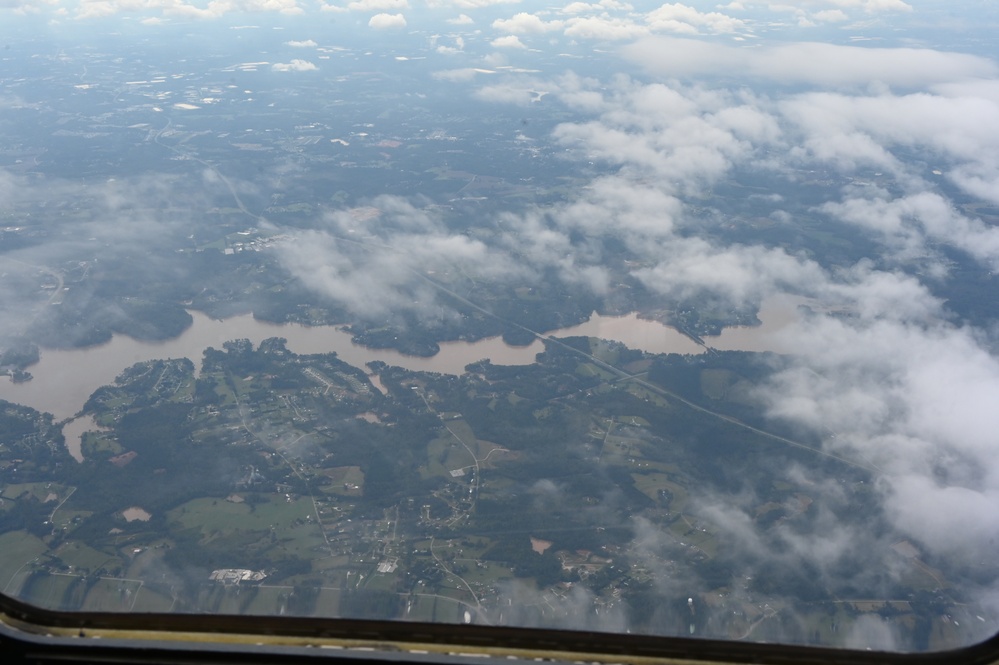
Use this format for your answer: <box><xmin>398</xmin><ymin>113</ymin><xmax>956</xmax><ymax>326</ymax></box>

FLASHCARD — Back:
<box><xmin>0</xmin><ymin>295</ymin><xmax>799</xmax><ymax>459</ymax></box>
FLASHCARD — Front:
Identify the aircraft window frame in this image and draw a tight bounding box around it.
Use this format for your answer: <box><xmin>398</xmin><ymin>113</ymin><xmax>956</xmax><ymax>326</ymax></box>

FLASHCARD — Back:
<box><xmin>2</xmin><ymin>591</ymin><xmax>999</xmax><ymax>665</ymax></box>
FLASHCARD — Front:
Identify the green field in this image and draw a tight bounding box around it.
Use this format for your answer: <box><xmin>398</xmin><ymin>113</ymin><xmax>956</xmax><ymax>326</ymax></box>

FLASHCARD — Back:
<box><xmin>18</xmin><ymin>571</ymin><xmax>81</xmax><ymax>610</ymax></box>
<box><xmin>52</xmin><ymin>540</ymin><xmax>119</xmax><ymax>575</ymax></box>
<box><xmin>167</xmin><ymin>494</ymin><xmax>329</xmax><ymax>560</ymax></box>
<box><xmin>0</xmin><ymin>530</ymin><xmax>48</xmax><ymax>596</ymax></box>
<box><xmin>2</xmin><ymin>481</ymin><xmax>69</xmax><ymax>502</ymax></box>
<box><xmin>318</xmin><ymin>466</ymin><xmax>365</xmax><ymax>496</ymax></box>
<box><xmin>631</xmin><ymin>472</ymin><xmax>689</xmax><ymax>511</ymax></box>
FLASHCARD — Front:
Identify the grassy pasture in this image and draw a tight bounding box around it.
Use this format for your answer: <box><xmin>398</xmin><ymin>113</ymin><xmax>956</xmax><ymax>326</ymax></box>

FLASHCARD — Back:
<box><xmin>668</xmin><ymin>515</ymin><xmax>718</xmax><ymax>558</ymax></box>
<box><xmin>576</xmin><ymin>361</ymin><xmax>617</xmax><ymax>381</ymax></box>
<box><xmin>602</xmin><ymin>434</ymin><xmax>644</xmax><ymax>460</ymax></box>
<box><xmin>241</xmin><ymin>585</ymin><xmax>292</xmax><ymax>614</ymax></box>
<box><xmin>19</xmin><ymin>572</ymin><xmax>80</xmax><ymax>610</ymax></box>
<box><xmin>79</xmin><ymin>577</ymin><xmax>144</xmax><ymax>611</ymax></box>
<box><xmin>630</xmin><ymin>472</ymin><xmax>689</xmax><ymax>512</ymax></box>
<box><xmin>126</xmin><ymin>583</ymin><xmax>176</xmax><ymax>612</ymax></box>
<box><xmin>53</xmin><ymin>540</ymin><xmax>118</xmax><ymax>574</ymax></box>
<box><xmin>82</xmin><ymin>431</ymin><xmax>122</xmax><ymax>457</ymax></box>
<box><xmin>0</xmin><ymin>530</ymin><xmax>48</xmax><ymax>595</ymax></box>
<box><xmin>318</xmin><ymin>466</ymin><xmax>365</xmax><ymax>496</ymax></box>
<box><xmin>167</xmin><ymin>494</ymin><xmax>328</xmax><ymax>560</ymax></box>
<box><xmin>405</xmin><ymin>593</ymin><xmax>437</xmax><ymax>621</ymax></box>
<box><xmin>699</xmin><ymin>369</ymin><xmax>736</xmax><ymax>399</ymax></box>
<box><xmin>2</xmin><ymin>481</ymin><xmax>68</xmax><ymax>502</ymax></box>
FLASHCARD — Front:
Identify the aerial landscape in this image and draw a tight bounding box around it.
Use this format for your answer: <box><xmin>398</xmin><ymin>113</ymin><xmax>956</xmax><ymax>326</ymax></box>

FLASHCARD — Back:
<box><xmin>1</xmin><ymin>0</ymin><xmax>998</xmax><ymax>654</ymax></box>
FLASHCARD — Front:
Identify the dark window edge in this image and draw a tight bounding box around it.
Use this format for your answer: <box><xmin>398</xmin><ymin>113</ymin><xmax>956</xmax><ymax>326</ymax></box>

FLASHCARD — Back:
<box><xmin>2</xmin><ymin>592</ymin><xmax>999</xmax><ymax>665</ymax></box>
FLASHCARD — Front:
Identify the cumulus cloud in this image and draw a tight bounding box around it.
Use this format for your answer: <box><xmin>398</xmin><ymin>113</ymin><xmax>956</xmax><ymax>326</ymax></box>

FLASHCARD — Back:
<box><xmin>560</xmin><ymin>1</ymin><xmax>594</xmax><ymax>13</ymax></box>
<box><xmin>0</xmin><ymin>0</ymin><xmax>57</xmax><ymax>13</ymax></box>
<box><xmin>0</xmin><ymin>168</ymin><xmax>220</xmax><ymax>350</ymax></box>
<box><xmin>763</xmin><ymin>0</ymin><xmax>911</xmax><ymax>19</ymax></box>
<box><xmin>475</xmin><ymin>78</ymin><xmax>548</xmax><ymax>105</ymax></box>
<box><xmin>548</xmin><ymin>79</ymin><xmax>781</xmax><ymax>192</ymax></box>
<box><xmin>74</xmin><ymin>0</ymin><xmax>305</xmax><ymax>20</ymax></box>
<box><xmin>563</xmin><ymin>15</ymin><xmax>648</xmax><ymax>40</ymax></box>
<box><xmin>271</xmin><ymin>197</ymin><xmax>528</xmax><ymax>324</ymax></box>
<box><xmin>348</xmin><ymin>0</ymin><xmax>408</xmax><ymax>10</ymax></box>
<box><xmin>428</xmin><ymin>44</ymin><xmax>999</xmax><ymax>615</ymax></box>
<box><xmin>561</xmin><ymin>0</ymin><xmax>633</xmax><ymax>13</ymax></box>
<box><xmin>368</xmin><ymin>12</ymin><xmax>406</xmax><ymax>28</ymax></box>
<box><xmin>814</xmin><ymin>8</ymin><xmax>848</xmax><ymax>22</ymax></box>
<box><xmin>624</xmin><ymin>37</ymin><xmax>999</xmax><ymax>89</ymax></box>
<box><xmin>433</xmin><ymin>67</ymin><xmax>494</xmax><ymax>82</ymax></box>
<box><xmin>820</xmin><ymin>192</ymin><xmax>999</xmax><ymax>269</ymax></box>
<box><xmin>755</xmin><ymin>307</ymin><xmax>999</xmax><ymax>562</ymax></box>
<box><xmin>492</xmin><ymin>12</ymin><xmax>564</xmax><ymax>34</ymax></box>
<box><xmin>779</xmin><ymin>86</ymin><xmax>999</xmax><ymax>205</ymax></box>
<box><xmin>490</xmin><ymin>34</ymin><xmax>527</xmax><ymax>49</ymax></box>
<box><xmin>433</xmin><ymin>0</ymin><xmax>520</xmax><ymax>6</ymax></box>
<box><xmin>285</xmin><ymin>39</ymin><xmax>317</xmax><ymax>47</ymax></box>
<box><xmin>446</xmin><ymin>13</ymin><xmax>473</xmax><ymax>24</ymax></box>
<box><xmin>271</xmin><ymin>59</ymin><xmax>317</xmax><ymax>71</ymax></box>
<box><xmin>645</xmin><ymin>2</ymin><xmax>746</xmax><ymax>34</ymax></box>
<box><xmin>435</xmin><ymin>35</ymin><xmax>466</xmax><ymax>54</ymax></box>
<box><xmin>857</xmin><ymin>0</ymin><xmax>912</xmax><ymax>11</ymax></box>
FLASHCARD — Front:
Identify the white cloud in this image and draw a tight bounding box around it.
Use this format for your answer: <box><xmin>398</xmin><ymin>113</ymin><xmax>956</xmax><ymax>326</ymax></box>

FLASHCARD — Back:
<box><xmin>645</xmin><ymin>2</ymin><xmax>746</xmax><ymax>34</ymax></box>
<box><xmin>821</xmin><ymin>192</ymin><xmax>999</xmax><ymax>269</ymax></box>
<box><xmin>560</xmin><ymin>1</ymin><xmax>594</xmax><ymax>13</ymax></box>
<box><xmin>635</xmin><ymin>240</ymin><xmax>822</xmax><ymax>308</ymax></box>
<box><xmin>767</xmin><ymin>0</ymin><xmax>911</xmax><ymax>14</ymax></box>
<box><xmin>858</xmin><ymin>0</ymin><xmax>911</xmax><ymax>11</ymax></box>
<box><xmin>475</xmin><ymin>79</ymin><xmax>545</xmax><ymax>105</ymax></box>
<box><xmin>563</xmin><ymin>15</ymin><xmax>648</xmax><ymax>40</ymax></box>
<box><xmin>425</xmin><ymin>0</ymin><xmax>521</xmax><ymax>7</ymax></box>
<box><xmin>814</xmin><ymin>8</ymin><xmax>848</xmax><ymax>22</ymax></box>
<box><xmin>0</xmin><ymin>0</ymin><xmax>53</xmax><ymax>13</ymax></box>
<box><xmin>780</xmin><ymin>87</ymin><xmax>999</xmax><ymax>204</ymax></box>
<box><xmin>74</xmin><ymin>0</ymin><xmax>306</xmax><ymax>20</ymax></box>
<box><xmin>451</xmin><ymin>61</ymin><xmax>999</xmax><ymax>583</ymax></box>
<box><xmin>285</xmin><ymin>39</ymin><xmax>317</xmax><ymax>47</ymax></box>
<box><xmin>271</xmin><ymin>59</ymin><xmax>317</xmax><ymax>71</ymax></box>
<box><xmin>624</xmin><ymin>38</ymin><xmax>999</xmax><ymax>89</ymax></box>
<box><xmin>446</xmin><ymin>13</ymin><xmax>473</xmax><ymax>24</ymax></box>
<box><xmin>436</xmin><ymin>35</ymin><xmax>466</xmax><ymax>54</ymax></box>
<box><xmin>368</xmin><ymin>12</ymin><xmax>406</xmax><ymax>28</ymax></box>
<box><xmin>492</xmin><ymin>12</ymin><xmax>563</xmax><ymax>34</ymax></box>
<box><xmin>549</xmin><ymin>80</ymin><xmax>779</xmax><ymax>191</ymax></box>
<box><xmin>490</xmin><ymin>34</ymin><xmax>527</xmax><ymax>49</ymax></box>
<box><xmin>272</xmin><ymin>197</ymin><xmax>528</xmax><ymax>323</ymax></box>
<box><xmin>348</xmin><ymin>0</ymin><xmax>408</xmax><ymax>10</ymax></box>
<box><xmin>433</xmin><ymin>67</ymin><xmax>494</xmax><ymax>82</ymax></box>
<box><xmin>760</xmin><ymin>310</ymin><xmax>999</xmax><ymax>562</ymax></box>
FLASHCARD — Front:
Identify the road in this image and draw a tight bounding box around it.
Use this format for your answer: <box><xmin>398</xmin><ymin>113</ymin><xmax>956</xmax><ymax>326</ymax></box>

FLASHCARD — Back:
<box><xmin>429</xmin><ymin>535</ymin><xmax>488</xmax><ymax>624</ymax></box>
<box><xmin>229</xmin><ymin>378</ymin><xmax>334</xmax><ymax>559</ymax></box>
<box><xmin>153</xmin><ymin>120</ymin><xmax>266</xmax><ymax>226</ymax></box>
<box><xmin>410</xmin><ymin>265</ymin><xmax>881</xmax><ymax>475</ymax></box>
